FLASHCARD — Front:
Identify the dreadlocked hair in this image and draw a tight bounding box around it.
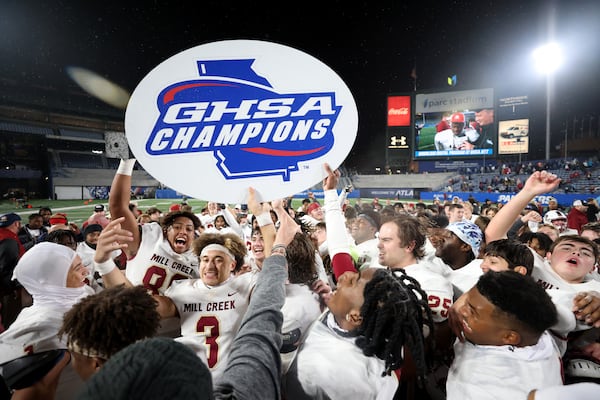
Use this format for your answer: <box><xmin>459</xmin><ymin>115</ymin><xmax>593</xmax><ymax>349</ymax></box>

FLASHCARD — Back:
<box><xmin>354</xmin><ymin>269</ymin><xmax>434</xmax><ymax>379</ymax></box>
<box><xmin>58</xmin><ymin>285</ymin><xmax>160</xmax><ymax>360</ymax></box>
<box><xmin>294</xmin><ymin>216</ymin><xmax>315</xmax><ymax>235</ymax></box>
<box><xmin>193</xmin><ymin>232</ymin><xmax>247</xmax><ymax>273</ymax></box>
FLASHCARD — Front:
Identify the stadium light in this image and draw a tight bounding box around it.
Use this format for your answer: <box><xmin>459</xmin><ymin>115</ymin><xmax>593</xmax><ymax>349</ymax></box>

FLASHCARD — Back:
<box><xmin>533</xmin><ymin>42</ymin><xmax>562</xmax><ymax>160</ymax></box>
<box><xmin>532</xmin><ymin>43</ymin><xmax>562</xmax><ymax>74</ymax></box>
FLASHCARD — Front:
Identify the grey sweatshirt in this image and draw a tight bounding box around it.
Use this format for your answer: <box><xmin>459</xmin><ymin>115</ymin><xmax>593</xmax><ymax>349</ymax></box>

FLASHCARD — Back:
<box><xmin>214</xmin><ymin>254</ymin><xmax>287</xmax><ymax>400</ymax></box>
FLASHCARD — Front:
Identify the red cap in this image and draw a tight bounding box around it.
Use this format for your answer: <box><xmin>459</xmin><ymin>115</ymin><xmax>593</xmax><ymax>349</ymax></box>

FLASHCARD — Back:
<box><xmin>307</xmin><ymin>203</ymin><xmax>320</xmax><ymax>213</ymax></box>
<box><xmin>169</xmin><ymin>204</ymin><xmax>181</xmax><ymax>212</ymax></box>
<box><xmin>49</xmin><ymin>213</ymin><xmax>68</xmax><ymax>225</ymax></box>
<box><xmin>451</xmin><ymin>112</ymin><xmax>465</xmax><ymax>123</ymax></box>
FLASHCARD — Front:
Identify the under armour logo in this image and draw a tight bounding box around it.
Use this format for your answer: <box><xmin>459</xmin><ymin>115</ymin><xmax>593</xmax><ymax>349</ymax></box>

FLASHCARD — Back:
<box><xmin>390</xmin><ymin>136</ymin><xmax>408</xmax><ymax>147</ymax></box>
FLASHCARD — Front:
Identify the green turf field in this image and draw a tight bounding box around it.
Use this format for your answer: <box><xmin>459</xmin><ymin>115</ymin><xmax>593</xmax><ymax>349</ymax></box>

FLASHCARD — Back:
<box><xmin>417</xmin><ymin>127</ymin><xmax>436</xmax><ymax>150</ymax></box>
<box><xmin>0</xmin><ymin>199</ymin><xmax>213</xmax><ymax>226</ymax></box>
<box><xmin>1</xmin><ymin>197</ymin><xmax>416</xmax><ymax>227</ymax></box>
<box><xmin>0</xmin><ymin>198</ymin><xmax>327</xmax><ymax>226</ymax></box>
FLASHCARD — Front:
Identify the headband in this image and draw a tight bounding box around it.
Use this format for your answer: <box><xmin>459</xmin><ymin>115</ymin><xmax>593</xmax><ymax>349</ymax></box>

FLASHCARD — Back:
<box><xmin>49</xmin><ymin>214</ymin><xmax>68</xmax><ymax>225</ymax></box>
<box><xmin>358</xmin><ymin>213</ymin><xmax>378</xmax><ymax>229</ymax></box>
<box><xmin>68</xmin><ymin>340</ymin><xmax>109</xmax><ymax>360</ymax></box>
<box><xmin>200</xmin><ymin>243</ymin><xmax>235</xmax><ymax>261</ymax></box>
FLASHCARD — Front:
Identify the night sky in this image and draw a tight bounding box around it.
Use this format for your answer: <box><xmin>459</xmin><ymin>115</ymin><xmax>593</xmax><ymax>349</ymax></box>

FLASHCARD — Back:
<box><xmin>1</xmin><ymin>0</ymin><xmax>599</xmax><ymax>169</ymax></box>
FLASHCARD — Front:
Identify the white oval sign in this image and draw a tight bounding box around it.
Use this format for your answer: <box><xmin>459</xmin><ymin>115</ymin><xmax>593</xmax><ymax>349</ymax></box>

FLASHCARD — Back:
<box><xmin>125</xmin><ymin>39</ymin><xmax>358</xmax><ymax>203</ymax></box>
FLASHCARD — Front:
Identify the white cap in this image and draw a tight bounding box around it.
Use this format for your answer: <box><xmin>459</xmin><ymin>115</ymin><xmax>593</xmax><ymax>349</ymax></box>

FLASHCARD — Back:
<box><xmin>543</xmin><ymin>210</ymin><xmax>567</xmax><ymax>224</ymax></box>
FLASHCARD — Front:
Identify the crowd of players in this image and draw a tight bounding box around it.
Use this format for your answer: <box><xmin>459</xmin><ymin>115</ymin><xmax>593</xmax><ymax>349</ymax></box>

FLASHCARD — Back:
<box><xmin>0</xmin><ymin>160</ymin><xmax>600</xmax><ymax>399</ymax></box>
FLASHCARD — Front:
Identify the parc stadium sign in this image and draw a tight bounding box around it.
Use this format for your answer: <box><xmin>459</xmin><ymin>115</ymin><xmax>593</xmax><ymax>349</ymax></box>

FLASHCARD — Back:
<box><xmin>125</xmin><ymin>40</ymin><xmax>358</xmax><ymax>203</ymax></box>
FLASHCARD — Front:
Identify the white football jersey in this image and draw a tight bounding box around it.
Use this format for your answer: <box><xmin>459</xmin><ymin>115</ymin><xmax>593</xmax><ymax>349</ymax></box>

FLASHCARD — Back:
<box><xmin>76</xmin><ymin>241</ymin><xmax>121</xmax><ymax>291</ymax></box>
<box><xmin>165</xmin><ymin>271</ymin><xmax>256</xmax><ymax>380</ymax></box>
<box><xmin>125</xmin><ymin>223</ymin><xmax>199</xmax><ymax>295</ymax></box>
<box><xmin>447</xmin><ymin>332</ymin><xmax>562</xmax><ymax>400</ymax></box>
<box><xmin>434</xmin><ymin>127</ymin><xmax>479</xmax><ymax>151</ymax></box>
<box><xmin>532</xmin><ymin>259</ymin><xmax>600</xmax><ymax>292</ymax></box>
<box><xmin>286</xmin><ymin>311</ymin><xmax>398</xmax><ymax>399</ymax></box>
<box><xmin>400</xmin><ymin>263</ymin><xmax>454</xmax><ymax>323</ymax></box>
<box><xmin>532</xmin><ymin>259</ymin><xmax>600</xmax><ymax>354</ymax></box>
<box><xmin>280</xmin><ymin>283</ymin><xmax>322</xmax><ymax>374</ymax></box>
<box><xmin>449</xmin><ymin>259</ymin><xmax>483</xmax><ymax>299</ymax></box>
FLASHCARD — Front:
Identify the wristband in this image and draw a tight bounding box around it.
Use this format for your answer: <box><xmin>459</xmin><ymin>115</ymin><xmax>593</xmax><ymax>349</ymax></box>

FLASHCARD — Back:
<box><xmin>117</xmin><ymin>159</ymin><xmax>136</xmax><ymax>176</ymax></box>
<box><xmin>94</xmin><ymin>258</ymin><xmax>117</xmax><ymax>275</ymax></box>
<box><xmin>256</xmin><ymin>212</ymin><xmax>273</xmax><ymax>227</ymax></box>
<box><xmin>271</xmin><ymin>244</ymin><xmax>287</xmax><ymax>257</ymax></box>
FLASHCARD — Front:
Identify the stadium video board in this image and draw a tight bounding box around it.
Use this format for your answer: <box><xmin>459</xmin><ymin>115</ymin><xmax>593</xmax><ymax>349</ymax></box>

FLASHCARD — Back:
<box><xmin>414</xmin><ymin>88</ymin><xmax>495</xmax><ymax>159</ymax></box>
<box><xmin>497</xmin><ymin>95</ymin><xmax>530</xmax><ymax>155</ymax></box>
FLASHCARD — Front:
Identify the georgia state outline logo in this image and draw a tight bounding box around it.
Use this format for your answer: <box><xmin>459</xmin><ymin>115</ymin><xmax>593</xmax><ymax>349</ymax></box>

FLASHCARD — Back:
<box><xmin>147</xmin><ymin>59</ymin><xmax>340</xmax><ymax>181</ymax></box>
<box><xmin>125</xmin><ymin>40</ymin><xmax>358</xmax><ymax>203</ymax></box>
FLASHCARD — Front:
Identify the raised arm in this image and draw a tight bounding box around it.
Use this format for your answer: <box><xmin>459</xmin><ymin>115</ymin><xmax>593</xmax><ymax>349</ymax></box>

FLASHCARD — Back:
<box><xmin>92</xmin><ymin>217</ymin><xmax>134</xmax><ymax>289</ymax></box>
<box><xmin>222</xmin><ymin>205</ymin><xmax>244</xmax><ymax>238</ymax></box>
<box><xmin>322</xmin><ymin>163</ymin><xmax>356</xmax><ymax>279</ymax></box>
<box><xmin>248</xmin><ymin>187</ymin><xmax>276</xmax><ymax>258</ymax></box>
<box><xmin>270</xmin><ymin>197</ymin><xmax>299</xmax><ymax>260</ymax></box>
<box><xmin>506</xmin><ymin>210</ymin><xmax>543</xmax><ymax>240</ymax></box>
<box><xmin>108</xmin><ymin>159</ymin><xmax>141</xmax><ymax>257</ymax></box>
<box><xmin>92</xmin><ymin>217</ymin><xmax>178</xmax><ymax>319</ymax></box>
<box><xmin>485</xmin><ymin>170</ymin><xmax>560</xmax><ymax>243</ymax></box>
<box><xmin>213</xmin><ymin>195</ymin><xmax>298</xmax><ymax>399</ymax></box>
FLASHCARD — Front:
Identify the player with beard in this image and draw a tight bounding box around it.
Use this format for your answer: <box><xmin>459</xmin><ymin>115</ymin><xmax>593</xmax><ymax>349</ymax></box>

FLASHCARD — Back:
<box><xmin>108</xmin><ymin>159</ymin><xmax>202</xmax><ymax>295</ymax></box>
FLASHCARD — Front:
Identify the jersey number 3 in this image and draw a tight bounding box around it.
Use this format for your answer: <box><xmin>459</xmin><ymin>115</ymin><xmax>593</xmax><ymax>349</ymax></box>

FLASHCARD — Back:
<box><xmin>197</xmin><ymin>316</ymin><xmax>220</xmax><ymax>368</ymax></box>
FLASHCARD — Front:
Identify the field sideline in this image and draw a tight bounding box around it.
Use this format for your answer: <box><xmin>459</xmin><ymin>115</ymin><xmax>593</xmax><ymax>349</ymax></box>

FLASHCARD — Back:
<box><xmin>1</xmin><ymin>199</ymin><xmax>214</xmax><ymax>226</ymax></box>
<box><xmin>0</xmin><ymin>197</ymin><xmax>419</xmax><ymax>226</ymax></box>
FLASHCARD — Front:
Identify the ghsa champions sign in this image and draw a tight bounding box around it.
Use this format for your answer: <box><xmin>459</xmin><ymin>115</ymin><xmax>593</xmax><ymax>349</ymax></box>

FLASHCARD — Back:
<box><xmin>125</xmin><ymin>40</ymin><xmax>358</xmax><ymax>203</ymax></box>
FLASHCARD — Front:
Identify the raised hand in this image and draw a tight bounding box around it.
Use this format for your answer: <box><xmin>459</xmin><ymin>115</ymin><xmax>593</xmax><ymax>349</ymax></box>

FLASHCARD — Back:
<box><xmin>573</xmin><ymin>291</ymin><xmax>600</xmax><ymax>328</ymax></box>
<box><xmin>522</xmin><ymin>170</ymin><xmax>561</xmax><ymax>196</ymax></box>
<box><xmin>322</xmin><ymin>163</ymin><xmax>340</xmax><ymax>191</ymax></box>
<box><xmin>521</xmin><ymin>210</ymin><xmax>542</xmax><ymax>223</ymax></box>
<box><xmin>247</xmin><ymin>187</ymin><xmax>272</xmax><ymax>217</ymax></box>
<box><xmin>94</xmin><ymin>217</ymin><xmax>134</xmax><ymax>263</ymax></box>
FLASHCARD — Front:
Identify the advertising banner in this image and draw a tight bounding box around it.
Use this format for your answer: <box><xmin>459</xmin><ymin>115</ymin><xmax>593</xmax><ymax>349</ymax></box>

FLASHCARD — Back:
<box><xmin>387</xmin><ymin>95</ymin><xmax>411</xmax><ymax>126</ymax></box>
